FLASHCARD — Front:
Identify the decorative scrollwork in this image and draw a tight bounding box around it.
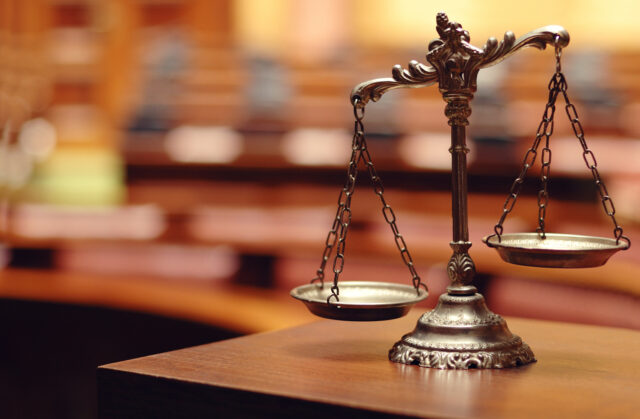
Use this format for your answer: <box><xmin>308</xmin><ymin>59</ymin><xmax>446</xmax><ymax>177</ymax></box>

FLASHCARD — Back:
<box><xmin>420</xmin><ymin>310</ymin><xmax>503</xmax><ymax>327</ymax></box>
<box><xmin>351</xmin><ymin>12</ymin><xmax>569</xmax><ymax>106</ymax></box>
<box><xmin>350</xmin><ymin>62</ymin><xmax>438</xmax><ymax>105</ymax></box>
<box><xmin>447</xmin><ymin>241</ymin><xmax>475</xmax><ymax>286</ymax></box>
<box><xmin>389</xmin><ymin>340</ymin><xmax>536</xmax><ymax>369</ymax></box>
<box><xmin>447</xmin><ymin>253</ymin><xmax>475</xmax><ymax>285</ymax></box>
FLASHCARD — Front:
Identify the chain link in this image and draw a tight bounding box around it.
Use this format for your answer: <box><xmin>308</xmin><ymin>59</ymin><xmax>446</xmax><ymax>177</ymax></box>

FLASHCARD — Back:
<box><xmin>312</xmin><ymin>98</ymin><xmax>428</xmax><ymax>303</ymax></box>
<box><xmin>359</xmin><ymin>126</ymin><xmax>427</xmax><ymax>296</ymax></box>
<box><xmin>491</xmin><ymin>39</ymin><xmax>630</xmax><ymax>249</ymax></box>
<box><xmin>557</xmin><ymin>60</ymin><xmax>631</xmax><ymax>248</ymax></box>
<box><xmin>492</xmin><ymin>63</ymin><xmax>563</xmax><ymax>241</ymax></box>
<box><xmin>535</xmin><ymin>73</ymin><xmax>560</xmax><ymax>238</ymax></box>
<box><xmin>311</xmin><ymin>109</ymin><xmax>364</xmax><ymax>302</ymax></box>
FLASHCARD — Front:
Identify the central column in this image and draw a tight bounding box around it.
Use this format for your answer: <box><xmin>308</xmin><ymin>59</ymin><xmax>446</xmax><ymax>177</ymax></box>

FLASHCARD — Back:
<box><xmin>386</xmin><ymin>12</ymin><xmax>537</xmax><ymax>369</ymax></box>
<box><xmin>444</xmin><ymin>95</ymin><xmax>476</xmax><ymax>295</ymax></box>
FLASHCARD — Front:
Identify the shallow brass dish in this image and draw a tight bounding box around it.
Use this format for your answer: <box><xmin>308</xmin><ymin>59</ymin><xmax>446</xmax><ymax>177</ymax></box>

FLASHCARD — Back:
<box><xmin>483</xmin><ymin>232</ymin><xmax>628</xmax><ymax>268</ymax></box>
<box><xmin>290</xmin><ymin>281</ymin><xmax>428</xmax><ymax>321</ymax></box>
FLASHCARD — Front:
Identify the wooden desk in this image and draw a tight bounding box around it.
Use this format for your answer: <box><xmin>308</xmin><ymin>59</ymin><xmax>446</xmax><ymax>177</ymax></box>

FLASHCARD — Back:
<box><xmin>98</xmin><ymin>314</ymin><xmax>640</xmax><ymax>418</ymax></box>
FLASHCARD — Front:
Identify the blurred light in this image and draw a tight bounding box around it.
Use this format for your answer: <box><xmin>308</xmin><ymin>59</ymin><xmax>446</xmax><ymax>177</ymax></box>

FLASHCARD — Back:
<box><xmin>399</xmin><ymin>132</ymin><xmax>475</xmax><ymax>170</ymax></box>
<box><xmin>18</xmin><ymin>117</ymin><xmax>57</xmax><ymax>161</ymax></box>
<box><xmin>12</xmin><ymin>204</ymin><xmax>166</xmax><ymax>240</ymax></box>
<box><xmin>281</xmin><ymin>128</ymin><xmax>351</xmax><ymax>166</ymax></box>
<box><xmin>49</xmin><ymin>28</ymin><xmax>99</xmax><ymax>65</ymax></box>
<box><xmin>48</xmin><ymin>105</ymin><xmax>109</xmax><ymax>144</ymax></box>
<box><xmin>164</xmin><ymin>125</ymin><xmax>243</xmax><ymax>163</ymax></box>
<box><xmin>188</xmin><ymin>206</ymin><xmax>334</xmax><ymax>244</ymax></box>
<box><xmin>549</xmin><ymin>136</ymin><xmax>640</xmax><ymax>176</ymax></box>
<box><xmin>32</xmin><ymin>148</ymin><xmax>124</xmax><ymax>206</ymax></box>
<box><xmin>57</xmin><ymin>243</ymin><xmax>240</xmax><ymax>281</ymax></box>
<box><xmin>0</xmin><ymin>146</ymin><xmax>33</xmax><ymax>190</ymax></box>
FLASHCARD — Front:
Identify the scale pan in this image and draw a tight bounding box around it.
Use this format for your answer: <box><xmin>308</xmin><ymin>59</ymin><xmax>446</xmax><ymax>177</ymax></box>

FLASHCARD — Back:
<box><xmin>290</xmin><ymin>281</ymin><xmax>428</xmax><ymax>321</ymax></box>
<box><xmin>483</xmin><ymin>232</ymin><xmax>628</xmax><ymax>268</ymax></box>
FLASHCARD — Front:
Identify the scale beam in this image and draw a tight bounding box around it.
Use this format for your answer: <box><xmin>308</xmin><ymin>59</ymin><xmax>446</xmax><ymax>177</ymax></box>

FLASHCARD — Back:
<box><xmin>350</xmin><ymin>14</ymin><xmax>568</xmax><ymax>106</ymax></box>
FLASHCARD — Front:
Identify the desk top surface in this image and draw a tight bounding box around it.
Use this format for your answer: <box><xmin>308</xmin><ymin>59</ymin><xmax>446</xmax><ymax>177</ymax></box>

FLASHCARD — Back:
<box><xmin>102</xmin><ymin>313</ymin><xmax>640</xmax><ymax>418</ymax></box>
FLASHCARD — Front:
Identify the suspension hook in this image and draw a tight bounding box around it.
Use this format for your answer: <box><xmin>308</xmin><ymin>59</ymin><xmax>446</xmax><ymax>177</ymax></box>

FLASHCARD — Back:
<box><xmin>554</xmin><ymin>35</ymin><xmax>562</xmax><ymax>74</ymax></box>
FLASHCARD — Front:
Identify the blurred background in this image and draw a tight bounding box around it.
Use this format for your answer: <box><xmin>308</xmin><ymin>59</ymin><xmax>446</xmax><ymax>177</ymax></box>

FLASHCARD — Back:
<box><xmin>1</xmin><ymin>0</ymin><xmax>640</xmax><ymax>417</ymax></box>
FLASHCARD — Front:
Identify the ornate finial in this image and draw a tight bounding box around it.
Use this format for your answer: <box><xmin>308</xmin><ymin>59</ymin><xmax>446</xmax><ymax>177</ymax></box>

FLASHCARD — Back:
<box><xmin>435</xmin><ymin>12</ymin><xmax>449</xmax><ymax>38</ymax></box>
<box><xmin>350</xmin><ymin>16</ymin><xmax>569</xmax><ymax>107</ymax></box>
<box><xmin>426</xmin><ymin>15</ymin><xmax>492</xmax><ymax>99</ymax></box>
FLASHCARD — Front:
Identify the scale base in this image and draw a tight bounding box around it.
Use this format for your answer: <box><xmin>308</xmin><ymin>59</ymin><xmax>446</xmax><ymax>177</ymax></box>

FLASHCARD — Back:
<box><xmin>389</xmin><ymin>293</ymin><xmax>535</xmax><ymax>369</ymax></box>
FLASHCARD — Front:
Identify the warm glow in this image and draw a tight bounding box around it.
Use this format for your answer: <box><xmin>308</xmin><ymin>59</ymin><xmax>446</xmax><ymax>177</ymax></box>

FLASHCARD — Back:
<box><xmin>234</xmin><ymin>0</ymin><xmax>640</xmax><ymax>53</ymax></box>
<box><xmin>354</xmin><ymin>0</ymin><xmax>640</xmax><ymax>49</ymax></box>
<box><xmin>232</xmin><ymin>0</ymin><xmax>291</xmax><ymax>55</ymax></box>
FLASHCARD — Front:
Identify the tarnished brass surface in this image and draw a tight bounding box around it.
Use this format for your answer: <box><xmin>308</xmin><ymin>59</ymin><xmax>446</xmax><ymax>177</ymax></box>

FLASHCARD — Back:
<box><xmin>373</xmin><ymin>12</ymin><xmax>562</xmax><ymax>369</ymax></box>
<box><xmin>310</xmin><ymin>101</ymin><xmax>428</xmax><ymax>304</ymax></box>
<box><xmin>291</xmin><ymin>281</ymin><xmax>428</xmax><ymax>321</ymax></box>
<box><xmin>483</xmin><ymin>233</ymin><xmax>629</xmax><ymax>268</ymax></box>
<box><xmin>389</xmin><ymin>293</ymin><xmax>535</xmax><ymax>369</ymax></box>
<box><xmin>489</xmin><ymin>47</ymin><xmax>631</xmax><ymax>252</ymax></box>
<box><xmin>295</xmin><ymin>12</ymin><xmax>576</xmax><ymax>369</ymax></box>
<box><xmin>350</xmin><ymin>15</ymin><xmax>568</xmax><ymax>106</ymax></box>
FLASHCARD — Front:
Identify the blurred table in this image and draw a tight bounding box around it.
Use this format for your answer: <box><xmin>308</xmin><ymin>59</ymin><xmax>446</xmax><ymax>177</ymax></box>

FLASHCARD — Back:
<box><xmin>98</xmin><ymin>313</ymin><xmax>640</xmax><ymax>418</ymax></box>
<box><xmin>0</xmin><ymin>268</ymin><xmax>314</xmax><ymax>334</ymax></box>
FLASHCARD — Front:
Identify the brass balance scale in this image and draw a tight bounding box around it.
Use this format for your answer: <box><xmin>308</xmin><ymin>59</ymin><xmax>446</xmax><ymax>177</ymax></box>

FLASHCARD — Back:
<box><xmin>290</xmin><ymin>13</ymin><xmax>630</xmax><ymax>369</ymax></box>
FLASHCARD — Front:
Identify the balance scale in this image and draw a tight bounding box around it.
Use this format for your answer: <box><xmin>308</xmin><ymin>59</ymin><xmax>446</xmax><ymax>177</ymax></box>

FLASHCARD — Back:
<box><xmin>290</xmin><ymin>13</ymin><xmax>630</xmax><ymax>369</ymax></box>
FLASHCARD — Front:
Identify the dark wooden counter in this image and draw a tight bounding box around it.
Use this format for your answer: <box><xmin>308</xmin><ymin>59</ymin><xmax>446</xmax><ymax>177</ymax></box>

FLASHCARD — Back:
<box><xmin>98</xmin><ymin>313</ymin><xmax>640</xmax><ymax>418</ymax></box>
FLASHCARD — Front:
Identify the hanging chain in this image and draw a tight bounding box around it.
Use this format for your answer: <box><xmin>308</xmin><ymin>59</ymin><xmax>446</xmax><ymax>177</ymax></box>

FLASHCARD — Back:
<box><xmin>359</xmin><ymin>112</ymin><xmax>427</xmax><ymax>297</ymax></box>
<box><xmin>492</xmin><ymin>52</ymin><xmax>563</xmax><ymax>241</ymax></box>
<box><xmin>492</xmin><ymin>37</ymin><xmax>630</xmax><ymax>249</ymax></box>
<box><xmin>535</xmin><ymin>74</ymin><xmax>558</xmax><ymax>239</ymax></box>
<box><xmin>310</xmin><ymin>102</ymin><xmax>364</xmax><ymax>302</ymax></box>
<box><xmin>311</xmin><ymin>98</ymin><xmax>428</xmax><ymax>303</ymax></box>
<box><xmin>556</xmin><ymin>49</ymin><xmax>631</xmax><ymax>248</ymax></box>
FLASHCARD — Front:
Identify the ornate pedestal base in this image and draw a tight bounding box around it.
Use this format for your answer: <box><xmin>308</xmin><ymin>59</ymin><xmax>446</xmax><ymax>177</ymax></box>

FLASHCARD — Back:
<box><xmin>389</xmin><ymin>293</ymin><xmax>535</xmax><ymax>369</ymax></box>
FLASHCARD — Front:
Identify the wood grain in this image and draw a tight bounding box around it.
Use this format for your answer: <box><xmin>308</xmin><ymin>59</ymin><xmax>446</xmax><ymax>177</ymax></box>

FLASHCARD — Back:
<box><xmin>99</xmin><ymin>314</ymin><xmax>640</xmax><ymax>418</ymax></box>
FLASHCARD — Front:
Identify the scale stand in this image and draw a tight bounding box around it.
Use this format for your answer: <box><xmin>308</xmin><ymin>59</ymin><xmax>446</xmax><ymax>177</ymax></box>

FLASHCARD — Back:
<box><xmin>291</xmin><ymin>12</ymin><xmax>629</xmax><ymax>369</ymax></box>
